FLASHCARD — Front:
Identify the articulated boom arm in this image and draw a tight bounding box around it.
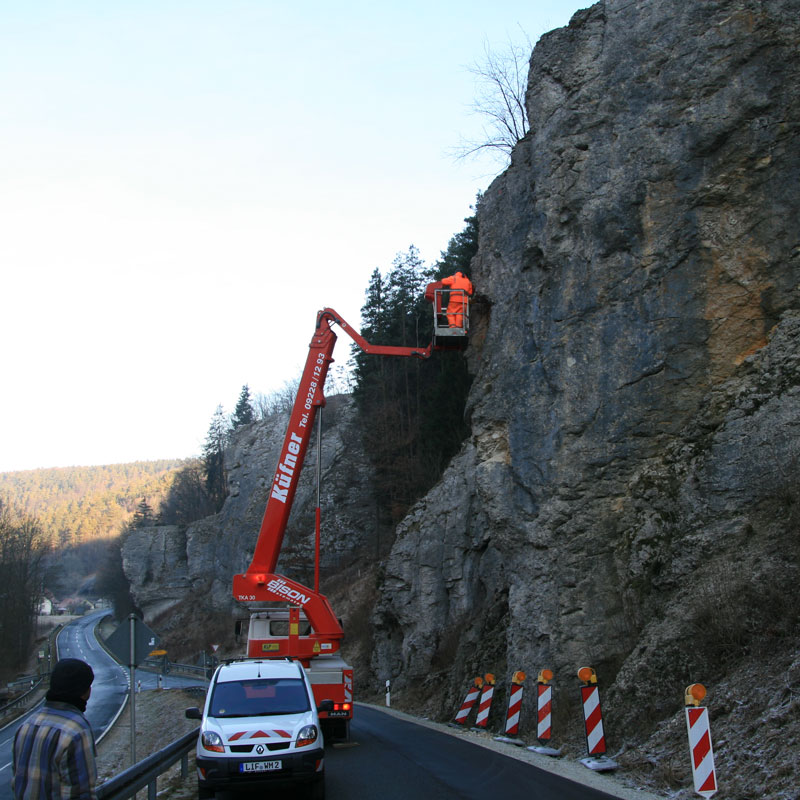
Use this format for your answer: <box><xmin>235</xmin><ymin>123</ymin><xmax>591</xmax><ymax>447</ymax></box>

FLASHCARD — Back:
<box><xmin>232</xmin><ymin>307</ymin><xmax>434</xmax><ymax>654</ymax></box>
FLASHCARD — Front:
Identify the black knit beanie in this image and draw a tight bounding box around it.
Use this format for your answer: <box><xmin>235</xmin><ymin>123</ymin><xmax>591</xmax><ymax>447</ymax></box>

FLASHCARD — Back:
<box><xmin>47</xmin><ymin>658</ymin><xmax>94</xmax><ymax>708</ymax></box>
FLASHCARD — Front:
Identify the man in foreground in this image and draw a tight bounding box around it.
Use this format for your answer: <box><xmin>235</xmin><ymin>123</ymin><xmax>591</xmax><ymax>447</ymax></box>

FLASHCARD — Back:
<box><xmin>12</xmin><ymin>658</ymin><xmax>97</xmax><ymax>800</ymax></box>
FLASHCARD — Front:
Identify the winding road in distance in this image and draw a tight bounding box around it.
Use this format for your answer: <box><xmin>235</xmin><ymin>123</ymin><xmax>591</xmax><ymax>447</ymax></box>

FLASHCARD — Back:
<box><xmin>0</xmin><ymin>610</ymin><xmax>205</xmax><ymax>800</ymax></box>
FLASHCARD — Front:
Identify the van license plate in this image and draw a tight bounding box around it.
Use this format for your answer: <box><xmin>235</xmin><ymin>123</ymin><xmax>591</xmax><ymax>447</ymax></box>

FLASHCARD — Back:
<box><xmin>240</xmin><ymin>760</ymin><xmax>281</xmax><ymax>773</ymax></box>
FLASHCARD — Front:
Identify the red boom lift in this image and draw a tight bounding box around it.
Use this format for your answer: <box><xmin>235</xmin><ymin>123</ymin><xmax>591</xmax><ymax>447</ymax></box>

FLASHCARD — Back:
<box><xmin>233</xmin><ymin>284</ymin><xmax>470</xmax><ymax>738</ymax></box>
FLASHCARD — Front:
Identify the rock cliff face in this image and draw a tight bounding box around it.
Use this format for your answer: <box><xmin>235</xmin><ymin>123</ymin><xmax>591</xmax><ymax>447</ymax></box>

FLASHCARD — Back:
<box><xmin>370</xmin><ymin>0</ymin><xmax>800</xmax><ymax>794</ymax></box>
<box><xmin>123</xmin><ymin>1</ymin><xmax>800</xmax><ymax>794</ymax></box>
<box><xmin>122</xmin><ymin>395</ymin><xmax>377</xmax><ymax>646</ymax></box>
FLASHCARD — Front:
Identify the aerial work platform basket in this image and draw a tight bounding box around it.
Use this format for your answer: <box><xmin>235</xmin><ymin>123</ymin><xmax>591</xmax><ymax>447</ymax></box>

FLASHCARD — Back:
<box><xmin>431</xmin><ymin>287</ymin><xmax>471</xmax><ymax>338</ymax></box>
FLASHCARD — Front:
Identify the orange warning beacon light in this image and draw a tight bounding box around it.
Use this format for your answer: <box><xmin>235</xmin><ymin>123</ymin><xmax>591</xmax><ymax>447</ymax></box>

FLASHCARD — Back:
<box><xmin>578</xmin><ymin>666</ymin><xmax>597</xmax><ymax>685</ymax></box>
<box><xmin>538</xmin><ymin>668</ymin><xmax>554</xmax><ymax>684</ymax></box>
<box><xmin>685</xmin><ymin>683</ymin><xmax>707</xmax><ymax>706</ymax></box>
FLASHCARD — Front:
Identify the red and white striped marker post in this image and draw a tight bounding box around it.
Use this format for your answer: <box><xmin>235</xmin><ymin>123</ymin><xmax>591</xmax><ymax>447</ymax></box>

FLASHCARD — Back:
<box><xmin>527</xmin><ymin>669</ymin><xmax>562</xmax><ymax>757</ymax></box>
<box><xmin>451</xmin><ymin>676</ymin><xmax>483</xmax><ymax>726</ymax></box>
<box><xmin>472</xmin><ymin>673</ymin><xmax>496</xmax><ymax>730</ymax></box>
<box><xmin>579</xmin><ymin>666</ymin><xmax>606</xmax><ymax>755</ymax></box>
<box><xmin>536</xmin><ymin>669</ymin><xmax>554</xmax><ymax>741</ymax></box>
<box><xmin>504</xmin><ymin>671</ymin><xmax>526</xmax><ymax>735</ymax></box>
<box><xmin>577</xmin><ymin>667</ymin><xmax>617</xmax><ymax>771</ymax></box>
<box><xmin>685</xmin><ymin>683</ymin><xmax>717</xmax><ymax>798</ymax></box>
<box><xmin>494</xmin><ymin>671</ymin><xmax>526</xmax><ymax>745</ymax></box>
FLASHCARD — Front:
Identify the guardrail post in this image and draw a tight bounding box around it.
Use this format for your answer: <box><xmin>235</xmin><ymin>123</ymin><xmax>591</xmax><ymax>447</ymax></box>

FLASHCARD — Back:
<box><xmin>181</xmin><ymin>752</ymin><xmax>188</xmax><ymax>778</ymax></box>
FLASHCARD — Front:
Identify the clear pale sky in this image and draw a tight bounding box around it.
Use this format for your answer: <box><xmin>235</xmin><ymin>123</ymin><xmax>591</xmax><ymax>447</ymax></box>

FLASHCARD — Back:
<box><xmin>0</xmin><ymin>1</ymin><xmax>585</xmax><ymax>472</ymax></box>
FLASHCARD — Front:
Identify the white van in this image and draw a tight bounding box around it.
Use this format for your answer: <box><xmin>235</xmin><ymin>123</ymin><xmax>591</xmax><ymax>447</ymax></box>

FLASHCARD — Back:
<box><xmin>186</xmin><ymin>658</ymin><xmax>330</xmax><ymax>799</ymax></box>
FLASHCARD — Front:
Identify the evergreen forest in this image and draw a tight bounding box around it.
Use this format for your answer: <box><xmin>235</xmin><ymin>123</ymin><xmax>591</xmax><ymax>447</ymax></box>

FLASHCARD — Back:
<box><xmin>0</xmin><ymin>460</ymin><xmax>185</xmax><ymax>549</ymax></box>
<box><xmin>353</xmin><ymin>212</ymin><xmax>477</xmax><ymax>523</ymax></box>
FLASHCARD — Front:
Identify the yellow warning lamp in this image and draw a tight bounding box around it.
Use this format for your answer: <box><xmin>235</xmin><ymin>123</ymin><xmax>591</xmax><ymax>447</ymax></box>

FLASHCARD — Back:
<box><xmin>512</xmin><ymin>670</ymin><xmax>527</xmax><ymax>685</ymax></box>
<box><xmin>577</xmin><ymin>666</ymin><xmax>597</xmax><ymax>685</ymax></box>
<box><xmin>474</xmin><ymin>676</ymin><xmax>484</xmax><ymax>689</ymax></box>
<box><xmin>537</xmin><ymin>668</ymin><xmax>554</xmax><ymax>685</ymax></box>
<box><xmin>685</xmin><ymin>683</ymin><xmax>707</xmax><ymax>707</ymax></box>
<box><xmin>484</xmin><ymin>673</ymin><xmax>496</xmax><ymax>685</ymax></box>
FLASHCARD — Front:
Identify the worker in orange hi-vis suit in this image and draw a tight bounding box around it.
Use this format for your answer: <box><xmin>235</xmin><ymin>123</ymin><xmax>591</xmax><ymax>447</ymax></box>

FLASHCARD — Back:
<box><xmin>441</xmin><ymin>271</ymin><xmax>474</xmax><ymax>328</ymax></box>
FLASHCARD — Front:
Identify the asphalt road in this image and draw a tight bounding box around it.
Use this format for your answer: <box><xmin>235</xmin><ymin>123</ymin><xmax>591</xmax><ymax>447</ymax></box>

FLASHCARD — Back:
<box><xmin>228</xmin><ymin>704</ymin><xmax>621</xmax><ymax>800</ymax></box>
<box><xmin>324</xmin><ymin>705</ymin><xmax>620</xmax><ymax>800</ymax></box>
<box><xmin>2</xmin><ymin>615</ymin><xmax>620</xmax><ymax>800</ymax></box>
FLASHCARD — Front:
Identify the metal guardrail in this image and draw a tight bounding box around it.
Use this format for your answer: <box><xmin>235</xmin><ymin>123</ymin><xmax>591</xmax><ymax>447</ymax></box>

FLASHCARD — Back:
<box><xmin>141</xmin><ymin>657</ymin><xmax>211</xmax><ymax>677</ymax></box>
<box><xmin>0</xmin><ymin>677</ymin><xmax>44</xmax><ymax>716</ymax></box>
<box><xmin>1</xmin><ymin>623</ymin><xmax>62</xmax><ymax>719</ymax></box>
<box><xmin>166</xmin><ymin>662</ymin><xmax>210</xmax><ymax>677</ymax></box>
<box><xmin>97</xmin><ymin>728</ymin><xmax>199</xmax><ymax>800</ymax></box>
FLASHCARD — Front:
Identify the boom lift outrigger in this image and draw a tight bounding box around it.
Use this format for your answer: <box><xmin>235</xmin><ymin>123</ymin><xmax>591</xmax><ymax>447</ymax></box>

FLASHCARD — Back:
<box><xmin>233</xmin><ymin>285</ymin><xmax>470</xmax><ymax>735</ymax></box>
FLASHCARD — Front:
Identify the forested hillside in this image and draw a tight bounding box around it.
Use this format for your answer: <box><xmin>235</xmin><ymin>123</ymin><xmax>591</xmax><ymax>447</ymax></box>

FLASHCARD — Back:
<box><xmin>0</xmin><ymin>460</ymin><xmax>186</xmax><ymax>678</ymax></box>
<box><xmin>0</xmin><ymin>460</ymin><xmax>185</xmax><ymax>547</ymax></box>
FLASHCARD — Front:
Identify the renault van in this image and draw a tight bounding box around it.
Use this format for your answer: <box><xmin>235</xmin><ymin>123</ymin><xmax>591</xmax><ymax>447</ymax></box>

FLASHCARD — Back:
<box><xmin>186</xmin><ymin>658</ymin><xmax>329</xmax><ymax>799</ymax></box>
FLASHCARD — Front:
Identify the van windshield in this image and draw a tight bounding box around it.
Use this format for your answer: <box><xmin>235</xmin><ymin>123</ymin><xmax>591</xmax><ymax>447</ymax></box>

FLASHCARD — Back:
<box><xmin>210</xmin><ymin>678</ymin><xmax>310</xmax><ymax>718</ymax></box>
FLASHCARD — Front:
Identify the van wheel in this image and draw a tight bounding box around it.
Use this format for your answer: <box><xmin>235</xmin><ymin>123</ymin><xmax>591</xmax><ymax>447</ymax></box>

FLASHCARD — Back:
<box><xmin>198</xmin><ymin>785</ymin><xmax>214</xmax><ymax>799</ymax></box>
<box><xmin>307</xmin><ymin>777</ymin><xmax>325</xmax><ymax>800</ymax></box>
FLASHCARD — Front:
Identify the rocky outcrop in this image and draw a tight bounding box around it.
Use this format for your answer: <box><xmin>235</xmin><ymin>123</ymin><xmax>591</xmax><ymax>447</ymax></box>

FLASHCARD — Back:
<box><xmin>122</xmin><ymin>395</ymin><xmax>376</xmax><ymax>636</ymax></box>
<box><xmin>371</xmin><ymin>0</ymin><xmax>800</xmax><ymax>793</ymax></box>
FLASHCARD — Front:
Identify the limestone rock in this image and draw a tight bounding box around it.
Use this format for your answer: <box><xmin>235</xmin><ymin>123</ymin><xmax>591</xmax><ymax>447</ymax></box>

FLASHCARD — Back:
<box><xmin>371</xmin><ymin>2</ymin><xmax>800</xmax><ymax>793</ymax></box>
<box><xmin>122</xmin><ymin>395</ymin><xmax>375</xmax><ymax>629</ymax></box>
<box><xmin>121</xmin><ymin>2</ymin><xmax>800</xmax><ymax>794</ymax></box>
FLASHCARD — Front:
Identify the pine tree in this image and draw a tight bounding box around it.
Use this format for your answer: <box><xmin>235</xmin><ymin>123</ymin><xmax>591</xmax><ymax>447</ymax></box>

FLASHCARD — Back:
<box><xmin>417</xmin><ymin>209</ymin><xmax>478</xmax><ymax>472</ymax></box>
<box><xmin>203</xmin><ymin>404</ymin><xmax>230</xmax><ymax>511</ymax></box>
<box><xmin>132</xmin><ymin>498</ymin><xmax>155</xmax><ymax>528</ymax></box>
<box><xmin>433</xmin><ymin>207</ymin><xmax>478</xmax><ymax>281</ymax></box>
<box><xmin>360</xmin><ymin>268</ymin><xmax>388</xmax><ymax>339</ymax></box>
<box><xmin>385</xmin><ymin>245</ymin><xmax>433</xmax><ymax>345</ymax></box>
<box><xmin>232</xmin><ymin>384</ymin><xmax>255</xmax><ymax>429</ymax></box>
<box><xmin>353</xmin><ymin>246</ymin><xmax>436</xmax><ymax>519</ymax></box>
<box><xmin>352</xmin><ymin>213</ymin><xmax>477</xmax><ymax>525</ymax></box>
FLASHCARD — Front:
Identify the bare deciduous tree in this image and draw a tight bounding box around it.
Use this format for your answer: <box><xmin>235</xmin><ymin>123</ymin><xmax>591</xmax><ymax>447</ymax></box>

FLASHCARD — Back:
<box><xmin>454</xmin><ymin>31</ymin><xmax>532</xmax><ymax>167</ymax></box>
<box><xmin>253</xmin><ymin>378</ymin><xmax>302</xmax><ymax>419</ymax></box>
<box><xmin>0</xmin><ymin>500</ymin><xmax>48</xmax><ymax>673</ymax></box>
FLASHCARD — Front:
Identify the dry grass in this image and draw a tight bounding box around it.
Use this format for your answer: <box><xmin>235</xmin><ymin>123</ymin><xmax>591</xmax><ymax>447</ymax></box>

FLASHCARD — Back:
<box><xmin>96</xmin><ymin>688</ymin><xmax>203</xmax><ymax>800</ymax></box>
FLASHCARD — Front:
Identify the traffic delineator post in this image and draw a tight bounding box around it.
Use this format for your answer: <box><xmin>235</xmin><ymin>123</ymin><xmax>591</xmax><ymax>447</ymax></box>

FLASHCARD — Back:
<box><xmin>685</xmin><ymin>684</ymin><xmax>717</xmax><ymax>798</ymax></box>
<box><xmin>472</xmin><ymin>673</ymin><xmax>496</xmax><ymax>730</ymax></box>
<box><xmin>493</xmin><ymin>671</ymin><xmax>526</xmax><ymax>746</ymax></box>
<box><xmin>527</xmin><ymin>669</ymin><xmax>562</xmax><ymax>757</ymax></box>
<box><xmin>449</xmin><ymin>676</ymin><xmax>484</xmax><ymax>727</ymax></box>
<box><xmin>577</xmin><ymin>667</ymin><xmax>617</xmax><ymax>772</ymax></box>
<box><xmin>503</xmin><ymin>671</ymin><xmax>526</xmax><ymax>735</ymax></box>
<box><xmin>536</xmin><ymin>669</ymin><xmax>554</xmax><ymax>740</ymax></box>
